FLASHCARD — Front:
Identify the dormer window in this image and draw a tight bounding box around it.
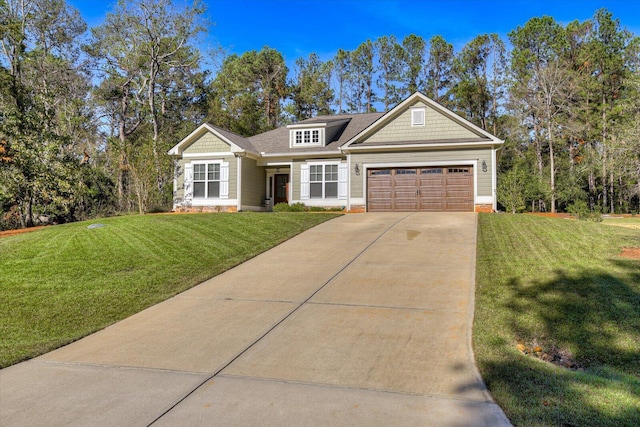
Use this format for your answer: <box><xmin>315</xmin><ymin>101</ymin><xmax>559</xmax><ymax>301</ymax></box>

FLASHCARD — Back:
<box><xmin>290</xmin><ymin>128</ymin><xmax>324</xmax><ymax>147</ymax></box>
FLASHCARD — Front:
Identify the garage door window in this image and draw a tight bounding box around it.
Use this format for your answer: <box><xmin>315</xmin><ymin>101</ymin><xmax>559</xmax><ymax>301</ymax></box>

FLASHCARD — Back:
<box><xmin>396</xmin><ymin>169</ymin><xmax>417</xmax><ymax>175</ymax></box>
<box><xmin>310</xmin><ymin>164</ymin><xmax>338</xmax><ymax>199</ymax></box>
<box><xmin>422</xmin><ymin>168</ymin><xmax>443</xmax><ymax>174</ymax></box>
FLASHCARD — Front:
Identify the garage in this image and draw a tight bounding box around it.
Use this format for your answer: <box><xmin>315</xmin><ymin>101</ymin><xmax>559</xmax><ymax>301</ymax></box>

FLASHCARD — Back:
<box><xmin>367</xmin><ymin>166</ymin><xmax>474</xmax><ymax>212</ymax></box>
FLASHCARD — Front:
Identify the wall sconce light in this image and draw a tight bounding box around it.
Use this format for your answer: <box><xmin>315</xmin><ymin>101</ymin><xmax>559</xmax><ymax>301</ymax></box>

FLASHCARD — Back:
<box><xmin>355</xmin><ymin>163</ymin><xmax>360</xmax><ymax>176</ymax></box>
<box><xmin>482</xmin><ymin>160</ymin><xmax>487</xmax><ymax>172</ymax></box>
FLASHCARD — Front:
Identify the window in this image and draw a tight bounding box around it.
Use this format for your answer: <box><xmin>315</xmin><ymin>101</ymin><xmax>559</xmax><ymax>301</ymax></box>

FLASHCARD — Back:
<box><xmin>396</xmin><ymin>169</ymin><xmax>417</xmax><ymax>175</ymax></box>
<box><xmin>448</xmin><ymin>168</ymin><xmax>470</xmax><ymax>174</ymax></box>
<box><xmin>292</xmin><ymin>128</ymin><xmax>323</xmax><ymax>146</ymax></box>
<box><xmin>370</xmin><ymin>169</ymin><xmax>391</xmax><ymax>176</ymax></box>
<box><xmin>411</xmin><ymin>108</ymin><xmax>425</xmax><ymax>126</ymax></box>
<box><xmin>422</xmin><ymin>168</ymin><xmax>443</xmax><ymax>174</ymax></box>
<box><xmin>193</xmin><ymin>163</ymin><xmax>221</xmax><ymax>198</ymax></box>
<box><xmin>310</xmin><ymin>164</ymin><xmax>338</xmax><ymax>199</ymax></box>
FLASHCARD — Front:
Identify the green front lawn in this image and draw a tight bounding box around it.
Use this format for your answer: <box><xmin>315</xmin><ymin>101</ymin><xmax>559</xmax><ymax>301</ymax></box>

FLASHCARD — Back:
<box><xmin>0</xmin><ymin>212</ymin><xmax>338</xmax><ymax>368</ymax></box>
<box><xmin>475</xmin><ymin>214</ymin><xmax>640</xmax><ymax>426</ymax></box>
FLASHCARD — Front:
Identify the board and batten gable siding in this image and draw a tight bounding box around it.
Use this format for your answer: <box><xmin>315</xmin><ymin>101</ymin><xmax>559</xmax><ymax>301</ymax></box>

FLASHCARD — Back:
<box><xmin>349</xmin><ymin>148</ymin><xmax>494</xmax><ymax>199</ymax></box>
<box><xmin>362</xmin><ymin>101</ymin><xmax>478</xmax><ymax>144</ymax></box>
<box><xmin>184</xmin><ymin>131</ymin><xmax>232</xmax><ymax>154</ymax></box>
<box><xmin>240</xmin><ymin>157</ymin><xmax>266</xmax><ymax>208</ymax></box>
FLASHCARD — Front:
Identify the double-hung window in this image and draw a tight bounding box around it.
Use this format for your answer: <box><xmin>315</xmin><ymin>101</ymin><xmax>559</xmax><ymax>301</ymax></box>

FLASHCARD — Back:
<box><xmin>193</xmin><ymin>163</ymin><xmax>221</xmax><ymax>198</ymax></box>
<box><xmin>310</xmin><ymin>164</ymin><xmax>338</xmax><ymax>199</ymax></box>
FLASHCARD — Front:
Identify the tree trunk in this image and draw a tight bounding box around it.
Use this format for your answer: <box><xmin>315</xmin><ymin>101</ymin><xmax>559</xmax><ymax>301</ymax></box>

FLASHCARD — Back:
<box><xmin>547</xmin><ymin>116</ymin><xmax>556</xmax><ymax>213</ymax></box>
<box><xmin>610</xmin><ymin>172</ymin><xmax>614</xmax><ymax>213</ymax></box>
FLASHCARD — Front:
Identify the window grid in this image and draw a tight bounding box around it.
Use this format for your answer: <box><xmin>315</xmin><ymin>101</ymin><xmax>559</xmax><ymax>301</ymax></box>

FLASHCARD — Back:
<box><xmin>309</xmin><ymin>164</ymin><xmax>338</xmax><ymax>199</ymax></box>
<box><xmin>193</xmin><ymin>163</ymin><xmax>221</xmax><ymax>198</ymax></box>
<box><xmin>293</xmin><ymin>129</ymin><xmax>322</xmax><ymax>145</ymax></box>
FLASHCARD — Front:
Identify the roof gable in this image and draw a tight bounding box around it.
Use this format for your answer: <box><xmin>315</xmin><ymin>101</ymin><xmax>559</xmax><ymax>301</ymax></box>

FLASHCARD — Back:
<box><xmin>343</xmin><ymin>92</ymin><xmax>503</xmax><ymax>149</ymax></box>
<box><xmin>168</xmin><ymin>123</ymin><xmax>257</xmax><ymax>156</ymax></box>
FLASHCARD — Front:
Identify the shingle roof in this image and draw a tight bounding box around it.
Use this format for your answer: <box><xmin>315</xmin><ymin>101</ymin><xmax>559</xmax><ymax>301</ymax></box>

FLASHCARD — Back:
<box><xmin>248</xmin><ymin>112</ymin><xmax>385</xmax><ymax>154</ymax></box>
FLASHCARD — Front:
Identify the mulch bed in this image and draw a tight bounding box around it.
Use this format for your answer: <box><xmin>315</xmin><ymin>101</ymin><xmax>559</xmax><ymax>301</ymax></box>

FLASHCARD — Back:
<box><xmin>0</xmin><ymin>226</ymin><xmax>45</xmax><ymax>238</ymax></box>
<box><xmin>620</xmin><ymin>248</ymin><xmax>640</xmax><ymax>259</ymax></box>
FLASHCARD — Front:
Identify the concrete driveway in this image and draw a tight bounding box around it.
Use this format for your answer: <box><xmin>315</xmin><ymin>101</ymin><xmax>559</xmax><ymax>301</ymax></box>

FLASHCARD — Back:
<box><xmin>0</xmin><ymin>213</ymin><xmax>510</xmax><ymax>426</ymax></box>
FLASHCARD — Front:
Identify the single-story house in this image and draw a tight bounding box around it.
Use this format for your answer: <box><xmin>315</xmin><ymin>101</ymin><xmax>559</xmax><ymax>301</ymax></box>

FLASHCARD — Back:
<box><xmin>168</xmin><ymin>92</ymin><xmax>504</xmax><ymax>213</ymax></box>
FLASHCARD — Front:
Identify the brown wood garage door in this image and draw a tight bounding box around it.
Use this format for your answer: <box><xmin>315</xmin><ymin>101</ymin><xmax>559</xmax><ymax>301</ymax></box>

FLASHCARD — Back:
<box><xmin>367</xmin><ymin>166</ymin><xmax>474</xmax><ymax>212</ymax></box>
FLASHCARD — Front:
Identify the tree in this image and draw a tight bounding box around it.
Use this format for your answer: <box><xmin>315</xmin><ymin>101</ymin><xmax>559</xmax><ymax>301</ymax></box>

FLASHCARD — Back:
<box><xmin>348</xmin><ymin>40</ymin><xmax>375</xmax><ymax>113</ymax></box>
<box><xmin>586</xmin><ymin>9</ymin><xmax>637</xmax><ymax>213</ymax></box>
<box><xmin>509</xmin><ymin>17</ymin><xmax>569</xmax><ymax>213</ymax></box>
<box><xmin>287</xmin><ymin>53</ymin><xmax>333</xmax><ymax>121</ymax></box>
<box><xmin>331</xmin><ymin>48</ymin><xmax>350</xmax><ymax>113</ymax></box>
<box><xmin>402</xmin><ymin>34</ymin><xmax>426</xmax><ymax>95</ymax></box>
<box><xmin>86</xmin><ymin>0</ymin><xmax>205</xmax><ymax>212</ymax></box>
<box><xmin>207</xmin><ymin>47</ymin><xmax>288</xmax><ymax>135</ymax></box>
<box><xmin>375</xmin><ymin>35</ymin><xmax>405</xmax><ymax>110</ymax></box>
<box><xmin>425</xmin><ymin>35</ymin><xmax>453</xmax><ymax>103</ymax></box>
<box><xmin>0</xmin><ymin>0</ymin><xmax>100</xmax><ymax>227</ymax></box>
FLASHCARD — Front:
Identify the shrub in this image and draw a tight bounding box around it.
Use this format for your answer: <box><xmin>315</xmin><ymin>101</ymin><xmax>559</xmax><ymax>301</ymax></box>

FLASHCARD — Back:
<box><xmin>273</xmin><ymin>202</ymin><xmax>306</xmax><ymax>212</ymax></box>
<box><xmin>567</xmin><ymin>200</ymin><xmax>602</xmax><ymax>222</ymax></box>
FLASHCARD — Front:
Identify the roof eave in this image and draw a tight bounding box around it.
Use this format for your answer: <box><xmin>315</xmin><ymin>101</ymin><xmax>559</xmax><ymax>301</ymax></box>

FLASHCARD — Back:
<box><xmin>342</xmin><ymin>140</ymin><xmax>504</xmax><ymax>153</ymax></box>
<box><xmin>259</xmin><ymin>150</ymin><xmax>343</xmax><ymax>158</ymax></box>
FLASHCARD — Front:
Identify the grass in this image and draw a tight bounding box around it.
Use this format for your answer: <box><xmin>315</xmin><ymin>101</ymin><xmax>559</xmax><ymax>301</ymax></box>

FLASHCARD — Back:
<box><xmin>603</xmin><ymin>216</ymin><xmax>640</xmax><ymax>229</ymax></box>
<box><xmin>475</xmin><ymin>214</ymin><xmax>640</xmax><ymax>426</ymax></box>
<box><xmin>0</xmin><ymin>212</ymin><xmax>339</xmax><ymax>368</ymax></box>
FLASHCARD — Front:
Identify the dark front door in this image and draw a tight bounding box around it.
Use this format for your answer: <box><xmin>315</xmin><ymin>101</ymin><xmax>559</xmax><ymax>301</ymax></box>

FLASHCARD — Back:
<box><xmin>274</xmin><ymin>174</ymin><xmax>289</xmax><ymax>204</ymax></box>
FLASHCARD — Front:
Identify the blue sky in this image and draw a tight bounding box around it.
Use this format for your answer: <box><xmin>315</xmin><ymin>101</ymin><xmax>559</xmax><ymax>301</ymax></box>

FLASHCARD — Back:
<box><xmin>69</xmin><ymin>0</ymin><xmax>639</xmax><ymax>68</ymax></box>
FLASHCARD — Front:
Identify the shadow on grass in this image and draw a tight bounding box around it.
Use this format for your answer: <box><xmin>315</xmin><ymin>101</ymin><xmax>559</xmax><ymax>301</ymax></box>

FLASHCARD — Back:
<box><xmin>476</xmin><ymin>260</ymin><xmax>640</xmax><ymax>426</ymax></box>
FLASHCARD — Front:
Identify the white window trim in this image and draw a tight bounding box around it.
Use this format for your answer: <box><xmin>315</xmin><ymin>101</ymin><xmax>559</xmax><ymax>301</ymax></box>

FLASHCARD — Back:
<box><xmin>290</xmin><ymin>128</ymin><xmax>325</xmax><ymax>148</ymax></box>
<box><xmin>411</xmin><ymin>107</ymin><xmax>425</xmax><ymax>127</ymax></box>
<box><xmin>190</xmin><ymin>160</ymin><xmax>229</xmax><ymax>200</ymax></box>
<box><xmin>301</xmin><ymin>161</ymin><xmax>344</xmax><ymax>200</ymax></box>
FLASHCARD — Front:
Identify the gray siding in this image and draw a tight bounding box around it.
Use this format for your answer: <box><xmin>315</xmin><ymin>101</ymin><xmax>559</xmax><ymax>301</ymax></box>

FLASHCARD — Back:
<box><xmin>292</xmin><ymin>159</ymin><xmax>302</xmax><ymax>201</ymax></box>
<box><xmin>350</xmin><ymin>148</ymin><xmax>493</xmax><ymax>198</ymax></box>
<box><xmin>291</xmin><ymin>157</ymin><xmax>346</xmax><ymax>202</ymax></box>
<box><xmin>174</xmin><ymin>155</ymin><xmax>238</xmax><ymax>204</ymax></box>
<box><xmin>362</xmin><ymin>101</ymin><xmax>478</xmax><ymax>144</ymax></box>
<box><xmin>241</xmin><ymin>157</ymin><xmax>266</xmax><ymax>207</ymax></box>
<box><xmin>184</xmin><ymin>132</ymin><xmax>231</xmax><ymax>154</ymax></box>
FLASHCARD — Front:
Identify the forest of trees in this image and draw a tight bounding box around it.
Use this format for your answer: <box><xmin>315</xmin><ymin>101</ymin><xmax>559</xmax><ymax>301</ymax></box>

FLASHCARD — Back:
<box><xmin>1</xmin><ymin>0</ymin><xmax>639</xmax><ymax>229</ymax></box>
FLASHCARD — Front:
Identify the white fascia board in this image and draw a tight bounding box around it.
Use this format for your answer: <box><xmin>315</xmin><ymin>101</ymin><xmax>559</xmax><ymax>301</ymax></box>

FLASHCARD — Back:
<box><xmin>183</xmin><ymin>152</ymin><xmax>234</xmax><ymax>158</ymax></box>
<box><xmin>362</xmin><ymin>160</ymin><xmax>477</xmax><ymax>169</ymax></box>
<box><xmin>168</xmin><ymin>123</ymin><xmax>246</xmax><ymax>156</ymax></box>
<box><xmin>259</xmin><ymin>150</ymin><xmax>343</xmax><ymax>158</ymax></box>
<box><xmin>342</xmin><ymin>141</ymin><xmax>502</xmax><ymax>153</ymax></box>
<box><xmin>286</xmin><ymin>122</ymin><xmax>329</xmax><ymax>129</ymax></box>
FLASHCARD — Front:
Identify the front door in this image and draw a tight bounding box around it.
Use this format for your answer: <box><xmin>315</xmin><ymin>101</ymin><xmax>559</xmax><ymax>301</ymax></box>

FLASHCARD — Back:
<box><xmin>274</xmin><ymin>174</ymin><xmax>289</xmax><ymax>204</ymax></box>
